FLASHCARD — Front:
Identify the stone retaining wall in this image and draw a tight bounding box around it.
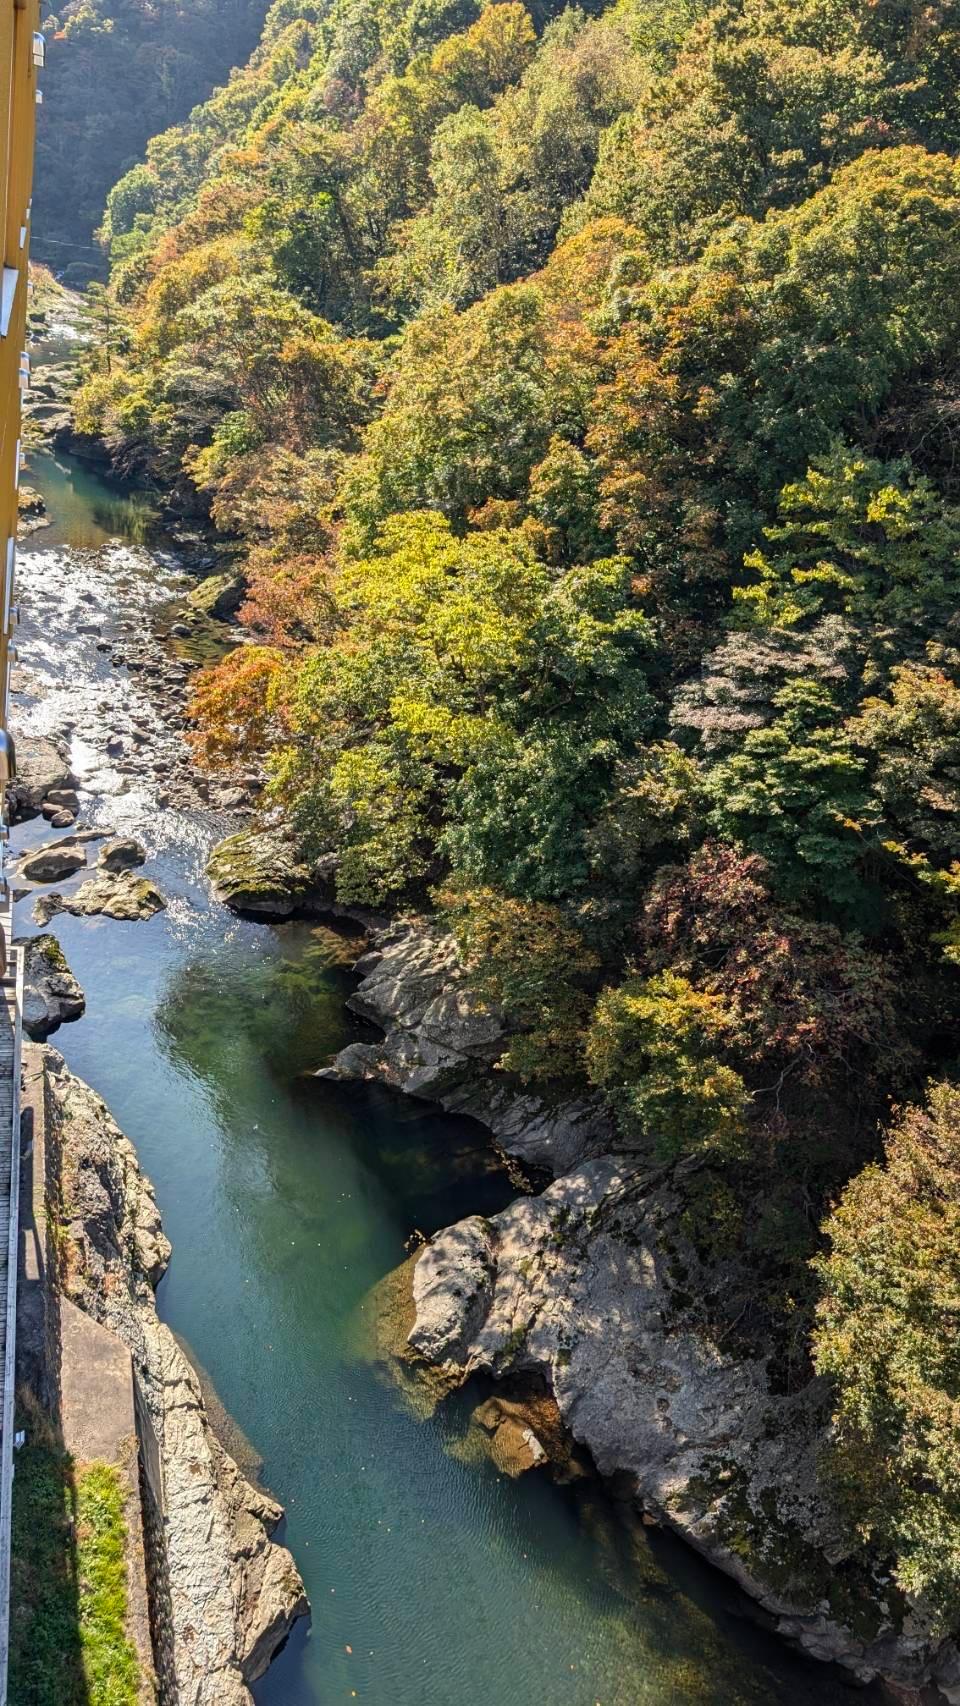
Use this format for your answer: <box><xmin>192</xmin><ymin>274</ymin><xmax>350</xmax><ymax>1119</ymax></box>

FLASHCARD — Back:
<box><xmin>17</xmin><ymin>1042</ymin><xmax>158</xmax><ymax>1703</ymax></box>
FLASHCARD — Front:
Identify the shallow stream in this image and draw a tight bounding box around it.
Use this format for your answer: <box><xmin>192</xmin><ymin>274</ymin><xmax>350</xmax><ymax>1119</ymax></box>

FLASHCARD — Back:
<box><xmin>10</xmin><ymin>350</ymin><xmax>875</xmax><ymax>1705</ymax></box>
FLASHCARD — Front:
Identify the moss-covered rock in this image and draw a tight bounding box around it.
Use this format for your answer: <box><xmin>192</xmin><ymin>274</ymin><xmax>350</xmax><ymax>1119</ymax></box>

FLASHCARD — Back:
<box><xmin>17</xmin><ymin>933</ymin><xmax>85</xmax><ymax>1038</ymax></box>
<box><xmin>187</xmin><ymin>572</ymin><xmax>245</xmax><ymax>621</ymax></box>
<box><xmin>63</xmin><ymin>872</ymin><xmax>166</xmax><ymax>921</ymax></box>
<box><xmin>206</xmin><ymin>828</ymin><xmax>335</xmax><ymax>918</ymax></box>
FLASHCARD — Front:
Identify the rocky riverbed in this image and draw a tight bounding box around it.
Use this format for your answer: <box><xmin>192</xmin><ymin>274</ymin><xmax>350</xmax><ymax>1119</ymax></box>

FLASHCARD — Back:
<box><xmin>10</xmin><ymin>327</ymin><xmax>311</xmax><ymax>1701</ymax></box>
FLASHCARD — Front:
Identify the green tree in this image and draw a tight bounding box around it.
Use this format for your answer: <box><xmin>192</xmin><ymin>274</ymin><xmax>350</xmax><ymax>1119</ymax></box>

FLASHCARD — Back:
<box><xmin>813</xmin><ymin>1082</ymin><xmax>960</xmax><ymax>1622</ymax></box>
<box><xmin>585</xmin><ymin>971</ymin><xmax>749</xmax><ymax>1158</ymax></box>
<box><xmin>703</xmin><ymin>679</ymin><xmax>874</xmax><ymax>907</ymax></box>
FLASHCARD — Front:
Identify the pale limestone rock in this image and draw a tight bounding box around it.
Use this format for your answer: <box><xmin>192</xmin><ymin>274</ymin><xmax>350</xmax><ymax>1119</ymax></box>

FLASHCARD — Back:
<box><xmin>64</xmin><ymin>870</ymin><xmax>165</xmax><ymax>920</ymax></box>
<box><xmin>322</xmin><ymin>920</ymin><xmax>614</xmax><ymax>1173</ymax></box>
<box><xmin>408</xmin><ymin>1159</ymin><xmax>960</xmax><ymax>1699</ymax></box>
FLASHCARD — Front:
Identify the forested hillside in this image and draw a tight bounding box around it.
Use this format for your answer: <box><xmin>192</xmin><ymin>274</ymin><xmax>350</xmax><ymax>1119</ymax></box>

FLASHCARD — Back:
<box><xmin>76</xmin><ymin>0</ymin><xmax>960</xmax><ymax>1625</ymax></box>
<box><xmin>33</xmin><ymin>0</ymin><xmax>271</xmax><ymax>260</ymax></box>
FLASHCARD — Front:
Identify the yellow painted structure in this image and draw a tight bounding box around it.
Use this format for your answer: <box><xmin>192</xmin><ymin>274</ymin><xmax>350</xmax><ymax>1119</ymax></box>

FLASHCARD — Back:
<box><xmin>0</xmin><ymin>18</ymin><xmax>33</xmax><ymax>1696</ymax></box>
<box><xmin>0</xmin><ymin>0</ymin><xmax>40</xmax><ymax>738</ymax></box>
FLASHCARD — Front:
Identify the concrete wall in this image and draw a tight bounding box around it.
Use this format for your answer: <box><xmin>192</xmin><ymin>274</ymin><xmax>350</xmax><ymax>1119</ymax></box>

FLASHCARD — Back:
<box><xmin>17</xmin><ymin>1042</ymin><xmax>158</xmax><ymax>1705</ymax></box>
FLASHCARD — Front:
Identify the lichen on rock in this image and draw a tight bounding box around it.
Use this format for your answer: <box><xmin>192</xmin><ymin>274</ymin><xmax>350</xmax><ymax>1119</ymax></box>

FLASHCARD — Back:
<box><xmin>64</xmin><ymin>870</ymin><xmax>166</xmax><ymax>920</ymax></box>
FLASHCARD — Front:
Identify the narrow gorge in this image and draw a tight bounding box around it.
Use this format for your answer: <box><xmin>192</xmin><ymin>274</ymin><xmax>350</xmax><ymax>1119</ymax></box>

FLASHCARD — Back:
<box><xmin>6</xmin><ymin>294</ymin><xmax>892</xmax><ymax>1705</ymax></box>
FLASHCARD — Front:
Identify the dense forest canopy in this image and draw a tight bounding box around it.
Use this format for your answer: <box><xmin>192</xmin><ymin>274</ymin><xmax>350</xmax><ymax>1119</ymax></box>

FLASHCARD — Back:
<box><xmin>75</xmin><ymin>0</ymin><xmax>960</xmax><ymax>1622</ymax></box>
<box><xmin>33</xmin><ymin>0</ymin><xmax>272</xmax><ymax>262</ymax></box>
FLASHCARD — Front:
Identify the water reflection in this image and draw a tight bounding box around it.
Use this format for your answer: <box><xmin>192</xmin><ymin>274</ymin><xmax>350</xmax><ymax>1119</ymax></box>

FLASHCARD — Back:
<box><xmin>28</xmin><ymin>447</ymin><xmax>160</xmax><ymax>549</ymax></box>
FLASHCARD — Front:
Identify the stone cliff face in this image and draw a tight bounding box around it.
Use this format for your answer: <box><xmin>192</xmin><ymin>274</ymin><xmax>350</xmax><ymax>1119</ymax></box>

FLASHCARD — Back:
<box><xmin>322</xmin><ymin>920</ymin><xmax>616</xmax><ymax>1174</ymax></box>
<box><xmin>44</xmin><ymin>1047</ymin><xmax>308</xmax><ymax>1706</ymax></box>
<box><xmin>327</xmin><ymin>920</ymin><xmax>960</xmax><ymax>1703</ymax></box>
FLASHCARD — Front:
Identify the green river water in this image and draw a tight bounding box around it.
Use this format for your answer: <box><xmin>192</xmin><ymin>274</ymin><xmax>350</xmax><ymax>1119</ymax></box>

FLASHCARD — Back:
<box><xmin>9</xmin><ymin>396</ymin><xmax>875</xmax><ymax>1705</ymax></box>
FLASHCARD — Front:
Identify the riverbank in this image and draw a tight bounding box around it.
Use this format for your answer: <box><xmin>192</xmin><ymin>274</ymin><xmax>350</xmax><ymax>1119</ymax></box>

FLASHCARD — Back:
<box><xmin>15</xmin><ymin>1044</ymin><xmax>308</xmax><ymax>1704</ymax></box>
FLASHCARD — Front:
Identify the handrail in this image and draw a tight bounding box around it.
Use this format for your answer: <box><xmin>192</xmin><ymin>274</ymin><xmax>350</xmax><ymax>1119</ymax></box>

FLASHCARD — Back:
<box><xmin>0</xmin><ymin>922</ymin><xmax>25</xmax><ymax>1705</ymax></box>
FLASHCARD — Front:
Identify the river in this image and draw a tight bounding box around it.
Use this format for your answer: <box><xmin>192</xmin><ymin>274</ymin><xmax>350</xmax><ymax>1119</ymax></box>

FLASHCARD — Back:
<box><xmin>9</xmin><ymin>347</ymin><xmax>874</xmax><ymax>1706</ymax></box>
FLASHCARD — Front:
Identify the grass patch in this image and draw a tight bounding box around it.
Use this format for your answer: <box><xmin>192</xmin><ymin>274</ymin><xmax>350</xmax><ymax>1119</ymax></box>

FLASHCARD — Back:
<box><xmin>10</xmin><ymin>1398</ymin><xmax>141</xmax><ymax>1706</ymax></box>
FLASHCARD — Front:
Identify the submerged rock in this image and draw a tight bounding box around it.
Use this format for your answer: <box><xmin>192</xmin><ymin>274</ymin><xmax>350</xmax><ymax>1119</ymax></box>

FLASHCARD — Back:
<box><xmin>64</xmin><ymin>870</ymin><xmax>166</xmax><ymax>921</ymax></box>
<box><xmin>17</xmin><ymin>933</ymin><xmax>85</xmax><ymax>1038</ymax></box>
<box><xmin>471</xmin><ymin>1396</ymin><xmax>548</xmax><ymax>1477</ymax></box>
<box><xmin>41</xmin><ymin>1048</ymin><xmax>309</xmax><ymax>1703</ymax></box>
<box><xmin>98</xmin><ymin>835</ymin><xmax>147</xmax><ymax>872</ymax></box>
<box><xmin>207</xmin><ymin>827</ymin><xmax>336</xmax><ymax>918</ymax></box>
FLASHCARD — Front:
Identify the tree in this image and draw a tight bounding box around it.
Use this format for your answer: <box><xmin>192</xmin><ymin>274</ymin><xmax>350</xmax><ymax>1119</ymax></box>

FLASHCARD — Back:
<box><xmin>188</xmin><ymin>646</ymin><xmax>285</xmax><ymax>769</ymax></box>
<box><xmin>853</xmin><ymin>664</ymin><xmax>960</xmax><ymax>860</ymax></box>
<box><xmin>638</xmin><ymin>843</ymin><xmax>916</xmax><ymax>1094</ymax></box>
<box><xmin>813</xmin><ymin>1082</ymin><xmax>960</xmax><ymax>1622</ymax></box>
<box><xmin>585</xmin><ymin>971</ymin><xmax>749</xmax><ymax>1159</ymax></box>
<box><xmin>735</xmin><ymin>446</ymin><xmax>960</xmax><ymax>648</ymax></box>
<box><xmin>439</xmin><ymin>884</ymin><xmax>598</xmax><ymax>1079</ymax></box>
<box><xmin>702</xmin><ymin>679</ymin><xmax>874</xmax><ymax>908</ymax></box>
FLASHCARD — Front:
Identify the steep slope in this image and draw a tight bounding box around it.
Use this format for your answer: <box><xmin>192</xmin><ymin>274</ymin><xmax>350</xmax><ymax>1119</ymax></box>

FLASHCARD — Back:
<box><xmin>69</xmin><ymin>0</ymin><xmax>960</xmax><ymax>1680</ymax></box>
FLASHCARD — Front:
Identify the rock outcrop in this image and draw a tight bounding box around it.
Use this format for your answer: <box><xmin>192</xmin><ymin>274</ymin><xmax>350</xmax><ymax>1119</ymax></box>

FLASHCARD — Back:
<box><xmin>407</xmin><ymin>1159</ymin><xmax>960</xmax><ymax>1698</ymax></box>
<box><xmin>187</xmin><ymin>571</ymin><xmax>245</xmax><ymax>620</ymax></box>
<box><xmin>64</xmin><ymin>870</ymin><xmax>166</xmax><ymax>920</ymax></box>
<box><xmin>7</xmin><ymin>734</ymin><xmax>77</xmax><ymax>821</ymax></box>
<box><xmin>328</xmin><ymin>917</ymin><xmax>960</xmax><ymax>1700</ymax></box>
<box><xmin>322</xmin><ymin>920</ymin><xmax>615</xmax><ymax>1174</ymax></box>
<box><xmin>17</xmin><ymin>933</ymin><xmax>85</xmax><ymax>1038</ymax></box>
<box><xmin>207</xmin><ymin>827</ymin><xmax>337</xmax><ymax>919</ymax></box>
<box><xmin>44</xmin><ymin>1049</ymin><xmax>309</xmax><ymax>1704</ymax></box>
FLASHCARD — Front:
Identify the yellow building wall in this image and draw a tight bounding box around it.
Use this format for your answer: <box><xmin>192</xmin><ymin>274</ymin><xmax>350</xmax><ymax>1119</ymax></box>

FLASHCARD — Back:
<box><xmin>0</xmin><ymin>0</ymin><xmax>40</xmax><ymax>737</ymax></box>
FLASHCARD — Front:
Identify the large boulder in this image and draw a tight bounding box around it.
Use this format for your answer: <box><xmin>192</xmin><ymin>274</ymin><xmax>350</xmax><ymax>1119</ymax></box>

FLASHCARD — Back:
<box><xmin>64</xmin><ymin>871</ymin><xmax>166</xmax><ymax>921</ymax></box>
<box><xmin>17</xmin><ymin>933</ymin><xmax>85</xmax><ymax>1038</ymax></box>
<box><xmin>8</xmin><ymin>735</ymin><xmax>77</xmax><ymax>821</ymax></box>
<box><xmin>187</xmin><ymin>571</ymin><xmax>245</xmax><ymax>621</ymax></box>
<box><xmin>207</xmin><ymin>828</ymin><xmax>335</xmax><ymax>918</ymax></box>
<box><xmin>98</xmin><ymin>836</ymin><xmax>146</xmax><ymax>872</ymax></box>
<box><xmin>18</xmin><ymin>843</ymin><xmax>86</xmax><ymax>884</ymax></box>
